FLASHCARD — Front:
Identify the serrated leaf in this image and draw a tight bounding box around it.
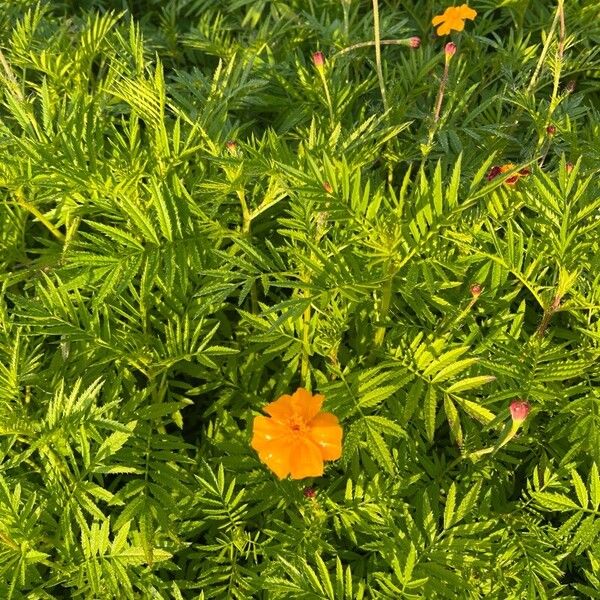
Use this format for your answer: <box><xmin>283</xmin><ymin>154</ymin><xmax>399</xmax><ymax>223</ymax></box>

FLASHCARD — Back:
<box><xmin>424</xmin><ymin>386</ymin><xmax>437</xmax><ymax>442</ymax></box>
<box><xmin>446</xmin><ymin>375</ymin><xmax>496</xmax><ymax>394</ymax></box>
<box><xmin>444</xmin><ymin>482</ymin><xmax>457</xmax><ymax>529</ymax></box>
<box><xmin>591</xmin><ymin>463</ymin><xmax>600</xmax><ymax>511</ymax></box>
<box><xmin>571</xmin><ymin>469</ymin><xmax>588</xmax><ymax>508</ymax></box>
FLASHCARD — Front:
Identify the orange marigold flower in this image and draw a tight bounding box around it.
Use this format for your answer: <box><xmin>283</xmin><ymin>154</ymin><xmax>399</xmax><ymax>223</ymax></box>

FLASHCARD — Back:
<box><xmin>251</xmin><ymin>388</ymin><xmax>343</xmax><ymax>480</ymax></box>
<box><xmin>432</xmin><ymin>4</ymin><xmax>477</xmax><ymax>36</ymax></box>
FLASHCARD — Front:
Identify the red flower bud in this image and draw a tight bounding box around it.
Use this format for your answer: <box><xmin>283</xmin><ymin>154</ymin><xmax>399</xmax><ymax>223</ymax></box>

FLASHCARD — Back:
<box><xmin>486</xmin><ymin>165</ymin><xmax>502</xmax><ymax>181</ymax></box>
<box><xmin>509</xmin><ymin>400</ymin><xmax>530</xmax><ymax>423</ymax></box>
<box><xmin>312</xmin><ymin>51</ymin><xmax>325</xmax><ymax>69</ymax></box>
<box><xmin>546</xmin><ymin>124</ymin><xmax>556</xmax><ymax>135</ymax></box>
<box><xmin>226</xmin><ymin>140</ymin><xmax>237</xmax><ymax>153</ymax></box>
<box><xmin>444</xmin><ymin>42</ymin><xmax>457</xmax><ymax>60</ymax></box>
<box><xmin>470</xmin><ymin>283</ymin><xmax>483</xmax><ymax>297</ymax></box>
<box><xmin>410</xmin><ymin>36</ymin><xmax>421</xmax><ymax>49</ymax></box>
<box><xmin>303</xmin><ymin>486</ymin><xmax>316</xmax><ymax>499</ymax></box>
<box><xmin>323</xmin><ymin>181</ymin><xmax>333</xmax><ymax>193</ymax></box>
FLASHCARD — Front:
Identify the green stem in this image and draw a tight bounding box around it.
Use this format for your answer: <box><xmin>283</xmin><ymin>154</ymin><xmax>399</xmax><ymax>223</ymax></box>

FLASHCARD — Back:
<box><xmin>238</xmin><ymin>190</ymin><xmax>258</xmax><ymax>313</ymax></box>
<box><xmin>527</xmin><ymin>2</ymin><xmax>561</xmax><ymax>94</ymax></box>
<box><xmin>371</xmin><ymin>0</ymin><xmax>387</xmax><ymax>110</ymax></box>
<box><xmin>317</xmin><ymin>70</ymin><xmax>335</xmax><ymax>123</ymax></box>
<box><xmin>16</xmin><ymin>191</ymin><xmax>65</xmax><ymax>241</ymax></box>
<box><xmin>373</xmin><ymin>263</ymin><xmax>393</xmax><ymax>347</ymax></box>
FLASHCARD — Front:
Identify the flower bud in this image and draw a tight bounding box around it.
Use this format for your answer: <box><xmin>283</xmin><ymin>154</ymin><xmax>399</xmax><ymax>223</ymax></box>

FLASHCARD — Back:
<box><xmin>565</xmin><ymin>80</ymin><xmax>576</xmax><ymax>93</ymax></box>
<box><xmin>470</xmin><ymin>283</ymin><xmax>483</xmax><ymax>297</ymax></box>
<box><xmin>444</xmin><ymin>42</ymin><xmax>457</xmax><ymax>61</ymax></box>
<box><xmin>546</xmin><ymin>124</ymin><xmax>556</xmax><ymax>135</ymax></box>
<box><xmin>409</xmin><ymin>36</ymin><xmax>421</xmax><ymax>49</ymax></box>
<box><xmin>323</xmin><ymin>181</ymin><xmax>333</xmax><ymax>193</ymax></box>
<box><xmin>226</xmin><ymin>140</ymin><xmax>237</xmax><ymax>154</ymax></box>
<box><xmin>509</xmin><ymin>400</ymin><xmax>530</xmax><ymax>424</ymax></box>
<box><xmin>303</xmin><ymin>486</ymin><xmax>316</xmax><ymax>499</ymax></box>
<box><xmin>566</xmin><ymin>162</ymin><xmax>574</xmax><ymax>174</ymax></box>
<box><xmin>312</xmin><ymin>51</ymin><xmax>325</xmax><ymax>69</ymax></box>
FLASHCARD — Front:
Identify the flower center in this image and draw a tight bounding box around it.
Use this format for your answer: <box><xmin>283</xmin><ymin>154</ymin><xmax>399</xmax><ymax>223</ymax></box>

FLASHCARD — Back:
<box><xmin>288</xmin><ymin>417</ymin><xmax>307</xmax><ymax>434</ymax></box>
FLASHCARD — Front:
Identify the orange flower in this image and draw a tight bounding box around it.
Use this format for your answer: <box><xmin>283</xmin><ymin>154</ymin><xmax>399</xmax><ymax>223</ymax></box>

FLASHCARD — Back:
<box><xmin>432</xmin><ymin>4</ymin><xmax>477</xmax><ymax>36</ymax></box>
<box><xmin>251</xmin><ymin>388</ymin><xmax>343</xmax><ymax>480</ymax></box>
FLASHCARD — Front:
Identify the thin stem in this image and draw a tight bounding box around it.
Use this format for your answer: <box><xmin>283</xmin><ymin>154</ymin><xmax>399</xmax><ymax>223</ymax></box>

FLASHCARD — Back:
<box><xmin>238</xmin><ymin>189</ymin><xmax>259</xmax><ymax>312</ymax></box>
<box><xmin>433</xmin><ymin>60</ymin><xmax>450</xmax><ymax>124</ymax></box>
<box><xmin>527</xmin><ymin>3</ymin><xmax>561</xmax><ymax>94</ymax></box>
<box><xmin>301</xmin><ymin>301</ymin><xmax>311</xmax><ymax>388</ymax></box>
<box><xmin>334</xmin><ymin>38</ymin><xmax>416</xmax><ymax>58</ymax></box>
<box><xmin>373</xmin><ymin>261</ymin><xmax>394</xmax><ymax>347</ymax></box>
<box><xmin>317</xmin><ymin>70</ymin><xmax>335</xmax><ymax>123</ymax></box>
<box><xmin>15</xmin><ymin>191</ymin><xmax>65</xmax><ymax>241</ymax></box>
<box><xmin>371</xmin><ymin>0</ymin><xmax>387</xmax><ymax>110</ymax></box>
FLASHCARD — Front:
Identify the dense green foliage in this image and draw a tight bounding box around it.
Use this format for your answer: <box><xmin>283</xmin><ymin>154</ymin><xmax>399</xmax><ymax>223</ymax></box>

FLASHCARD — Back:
<box><xmin>1</xmin><ymin>0</ymin><xmax>600</xmax><ymax>597</ymax></box>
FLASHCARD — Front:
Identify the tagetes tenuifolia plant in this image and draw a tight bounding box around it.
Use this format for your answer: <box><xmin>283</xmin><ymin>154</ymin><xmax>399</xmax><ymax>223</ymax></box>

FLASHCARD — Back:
<box><xmin>251</xmin><ymin>388</ymin><xmax>343</xmax><ymax>479</ymax></box>
<box><xmin>432</xmin><ymin>4</ymin><xmax>477</xmax><ymax>35</ymax></box>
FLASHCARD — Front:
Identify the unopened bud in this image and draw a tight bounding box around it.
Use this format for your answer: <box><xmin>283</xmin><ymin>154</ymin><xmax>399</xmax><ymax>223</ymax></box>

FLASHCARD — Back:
<box><xmin>312</xmin><ymin>51</ymin><xmax>325</xmax><ymax>69</ymax></box>
<box><xmin>510</xmin><ymin>400</ymin><xmax>530</xmax><ymax>424</ymax></box>
<box><xmin>546</xmin><ymin>124</ymin><xmax>556</xmax><ymax>135</ymax></box>
<box><xmin>303</xmin><ymin>486</ymin><xmax>316</xmax><ymax>499</ymax></box>
<box><xmin>565</xmin><ymin>162</ymin><xmax>574</xmax><ymax>174</ymax></box>
<box><xmin>565</xmin><ymin>80</ymin><xmax>576</xmax><ymax>93</ymax></box>
<box><xmin>444</xmin><ymin>42</ymin><xmax>457</xmax><ymax>60</ymax></box>
<box><xmin>470</xmin><ymin>283</ymin><xmax>483</xmax><ymax>297</ymax></box>
<box><xmin>226</xmin><ymin>140</ymin><xmax>237</xmax><ymax>154</ymax></box>
<box><xmin>409</xmin><ymin>36</ymin><xmax>421</xmax><ymax>49</ymax></box>
<box><xmin>323</xmin><ymin>181</ymin><xmax>333</xmax><ymax>193</ymax></box>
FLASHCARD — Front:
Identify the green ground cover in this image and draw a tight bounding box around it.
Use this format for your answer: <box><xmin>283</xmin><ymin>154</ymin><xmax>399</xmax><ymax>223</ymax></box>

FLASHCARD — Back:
<box><xmin>1</xmin><ymin>0</ymin><xmax>600</xmax><ymax>597</ymax></box>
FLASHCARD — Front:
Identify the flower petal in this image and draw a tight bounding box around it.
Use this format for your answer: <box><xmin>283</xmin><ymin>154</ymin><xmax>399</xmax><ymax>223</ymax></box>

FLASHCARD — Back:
<box><xmin>289</xmin><ymin>437</ymin><xmax>324</xmax><ymax>479</ymax></box>
<box><xmin>251</xmin><ymin>416</ymin><xmax>290</xmax><ymax>452</ymax></box>
<box><xmin>263</xmin><ymin>388</ymin><xmax>324</xmax><ymax>424</ymax></box>
<box><xmin>308</xmin><ymin>412</ymin><xmax>343</xmax><ymax>461</ymax></box>
<box><xmin>263</xmin><ymin>394</ymin><xmax>295</xmax><ymax>422</ymax></box>
<box><xmin>436</xmin><ymin>21</ymin><xmax>452</xmax><ymax>36</ymax></box>
<box><xmin>254</xmin><ymin>439</ymin><xmax>292</xmax><ymax>479</ymax></box>
<box><xmin>291</xmin><ymin>388</ymin><xmax>324</xmax><ymax>422</ymax></box>
<box><xmin>450</xmin><ymin>18</ymin><xmax>465</xmax><ymax>32</ymax></box>
<box><xmin>431</xmin><ymin>14</ymin><xmax>446</xmax><ymax>26</ymax></box>
<box><xmin>459</xmin><ymin>4</ymin><xmax>477</xmax><ymax>20</ymax></box>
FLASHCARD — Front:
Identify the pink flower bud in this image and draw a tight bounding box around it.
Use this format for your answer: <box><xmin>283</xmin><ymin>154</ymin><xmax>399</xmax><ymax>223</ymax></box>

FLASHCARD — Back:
<box><xmin>510</xmin><ymin>400</ymin><xmax>530</xmax><ymax>423</ymax></box>
<box><xmin>226</xmin><ymin>140</ymin><xmax>237</xmax><ymax>153</ymax></box>
<box><xmin>546</xmin><ymin>124</ymin><xmax>556</xmax><ymax>135</ymax></box>
<box><xmin>410</xmin><ymin>37</ymin><xmax>421</xmax><ymax>49</ymax></box>
<box><xmin>323</xmin><ymin>181</ymin><xmax>333</xmax><ymax>193</ymax></box>
<box><xmin>444</xmin><ymin>42</ymin><xmax>457</xmax><ymax>60</ymax></box>
<box><xmin>312</xmin><ymin>51</ymin><xmax>325</xmax><ymax>69</ymax></box>
<box><xmin>565</xmin><ymin>162</ymin><xmax>574</xmax><ymax>174</ymax></box>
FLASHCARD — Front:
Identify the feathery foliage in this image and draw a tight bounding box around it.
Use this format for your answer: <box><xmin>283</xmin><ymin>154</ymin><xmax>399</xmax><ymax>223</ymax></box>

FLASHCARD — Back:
<box><xmin>1</xmin><ymin>0</ymin><xmax>600</xmax><ymax>597</ymax></box>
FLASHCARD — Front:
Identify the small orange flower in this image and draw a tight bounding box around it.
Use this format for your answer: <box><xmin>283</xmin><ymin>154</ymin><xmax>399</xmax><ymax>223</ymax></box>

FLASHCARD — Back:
<box><xmin>432</xmin><ymin>4</ymin><xmax>477</xmax><ymax>36</ymax></box>
<box><xmin>251</xmin><ymin>388</ymin><xmax>343</xmax><ymax>480</ymax></box>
